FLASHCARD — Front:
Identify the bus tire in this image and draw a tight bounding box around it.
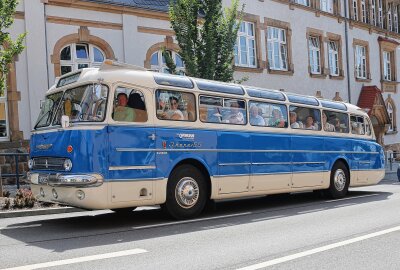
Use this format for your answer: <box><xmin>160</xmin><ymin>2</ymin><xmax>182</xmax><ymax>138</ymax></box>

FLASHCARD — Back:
<box><xmin>163</xmin><ymin>164</ymin><xmax>207</xmax><ymax>220</ymax></box>
<box><xmin>327</xmin><ymin>161</ymin><xmax>349</xmax><ymax>199</ymax></box>
<box><xmin>112</xmin><ymin>207</ymin><xmax>137</xmax><ymax>215</ymax></box>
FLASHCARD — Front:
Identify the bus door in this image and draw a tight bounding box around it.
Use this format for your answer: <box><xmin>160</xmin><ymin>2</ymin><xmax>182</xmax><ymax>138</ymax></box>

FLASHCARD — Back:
<box><xmin>291</xmin><ymin>135</ymin><xmax>325</xmax><ymax>188</ymax></box>
<box><xmin>108</xmin><ymin>87</ymin><xmax>156</xmax><ymax>202</ymax></box>
<box><xmin>250</xmin><ymin>133</ymin><xmax>291</xmax><ymax>192</ymax></box>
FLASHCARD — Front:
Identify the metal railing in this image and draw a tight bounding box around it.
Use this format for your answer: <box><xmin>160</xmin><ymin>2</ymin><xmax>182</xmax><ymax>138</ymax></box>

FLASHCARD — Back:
<box><xmin>0</xmin><ymin>152</ymin><xmax>29</xmax><ymax>189</ymax></box>
<box><xmin>385</xmin><ymin>151</ymin><xmax>400</xmax><ymax>172</ymax></box>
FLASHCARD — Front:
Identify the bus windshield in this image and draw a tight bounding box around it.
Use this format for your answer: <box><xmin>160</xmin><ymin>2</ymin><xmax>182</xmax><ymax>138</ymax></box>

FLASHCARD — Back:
<box><xmin>35</xmin><ymin>84</ymin><xmax>109</xmax><ymax>129</ymax></box>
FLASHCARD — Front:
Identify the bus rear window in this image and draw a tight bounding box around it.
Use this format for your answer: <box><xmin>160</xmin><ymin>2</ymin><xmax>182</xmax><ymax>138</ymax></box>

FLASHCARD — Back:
<box><xmin>156</xmin><ymin>90</ymin><xmax>196</xmax><ymax>122</ymax></box>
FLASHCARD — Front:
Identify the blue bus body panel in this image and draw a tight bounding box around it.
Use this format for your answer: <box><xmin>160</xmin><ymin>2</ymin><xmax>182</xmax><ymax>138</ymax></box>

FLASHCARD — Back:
<box><xmin>251</xmin><ymin>132</ymin><xmax>291</xmax><ymax>174</ymax></box>
<box><xmin>155</xmin><ymin>127</ymin><xmax>217</xmax><ymax>178</ymax></box>
<box><xmin>30</xmin><ymin>128</ymin><xmax>109</xmax><ymax>177</ymax></box>
<box><xmin>108</xmin><ymin>125</ymin><xmax>156</xmax><ymax>180</ymax></box>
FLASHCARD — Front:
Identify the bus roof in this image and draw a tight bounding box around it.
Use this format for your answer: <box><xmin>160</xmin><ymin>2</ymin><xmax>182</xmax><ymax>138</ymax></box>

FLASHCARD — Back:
<box><xmin>48</xmin><ymin>60</ymin><xmax>368</xmax><ymax>116</ymax></box>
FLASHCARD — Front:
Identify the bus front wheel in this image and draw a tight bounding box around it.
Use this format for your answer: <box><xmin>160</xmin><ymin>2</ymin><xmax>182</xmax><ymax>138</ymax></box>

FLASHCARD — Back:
<box><xmin>163</xmin><ymin>165</ymin><xmax>207</xmax><ymax>220</ymax></box>
<box><xmin>327</xmin><ymin>162</ymin><xmax>349</xmax><ymax>199</ymax></box>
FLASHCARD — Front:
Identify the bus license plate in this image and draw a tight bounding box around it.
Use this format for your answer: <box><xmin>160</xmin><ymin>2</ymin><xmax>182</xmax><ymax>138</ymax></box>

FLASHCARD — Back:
<box><xmin>38</xmin><ymin>174</ymin><xmax>49</xmax><ymax>184</ymax></box>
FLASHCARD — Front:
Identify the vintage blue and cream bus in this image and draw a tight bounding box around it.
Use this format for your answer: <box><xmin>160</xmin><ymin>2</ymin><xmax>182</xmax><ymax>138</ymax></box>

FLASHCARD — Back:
<box><xmin>28</xmin><ymin>60</ymin><xmax>385</xmax><ymax>219</ymax></box>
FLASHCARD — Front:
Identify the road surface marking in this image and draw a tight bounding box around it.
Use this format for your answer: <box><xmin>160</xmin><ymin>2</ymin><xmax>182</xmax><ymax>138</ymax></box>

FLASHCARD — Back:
<box><xmin>1</xmin><ymin>248</ymin><xmax>148</xmax><ymax>270</ymax></box>
<box><xmin>324</xmin><ymin>193</ymin><xmax>378</xmax><ymax>203</ymax></box>
<box><xmin>237</xmin><ymin>225</ymin><xmax>400</xmax><ymax>270</ymax></box>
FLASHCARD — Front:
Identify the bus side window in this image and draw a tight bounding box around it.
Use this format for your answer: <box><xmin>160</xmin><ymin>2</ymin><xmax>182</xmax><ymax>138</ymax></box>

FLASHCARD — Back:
<box><xmin>156</xmin><ymin>90</ymin><xmax>196</xmax><ymax>122</ymax></box>
<box><xmin>350</xmin><ymin>115</ymin><xmax>365</xmax><ymax>135</ymax></box>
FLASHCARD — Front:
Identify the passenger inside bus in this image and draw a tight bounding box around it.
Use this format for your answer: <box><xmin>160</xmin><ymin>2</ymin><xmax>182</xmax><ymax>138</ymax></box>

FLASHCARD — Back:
<box><xmin>227</xmin><ymin>101</ymin><xmax>245</xmax><ymax>124</ymax></box>
<box><xmin>113</xmin><ymin>93</ymin><xmax>135</xmax><ymax>122</ymax></box>
<box><xmin>127</xmin><ymin>92</ymin><xmax>147</xmax><ymax>122</ymax></box>
<box><xmin>163</xmin><ymin>96</ymin><xmax>184</xmax><ymax>120</ymax></box>
<box><xmin>290</xmin><ymin>111</ymin><xmax>303</xmax><ymax>129</ymax></box>
<box><xmin>305</xmin><ymin>115</ymin><xmax>316</xmax><ymax>130</ymax></box>
<box><xmin>269</xmin><ymin>109</ymin><xmax>285</xmax><ymax>127</ymax></box>
<box><xmin>250</xmin><ymin>105</ymin><xmax>265</xmax><ymax>126</ymax></box>
<box><xmin>322</xmin><ymin>113</ymin><xmax>335</xmax><ymax>132</ymax></box>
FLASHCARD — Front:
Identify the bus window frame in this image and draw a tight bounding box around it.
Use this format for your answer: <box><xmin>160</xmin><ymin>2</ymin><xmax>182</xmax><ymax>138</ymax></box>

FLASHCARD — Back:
<box><xmin>289</xmin><ymin>104</ymin><xmax>322</xmax><ymax>131</ymax></box>
<box><xmin>248</xmin><ymin>100</ymin><xmax>288</xmax><ymax>128</ymax></box>
<box><xmin>321</xmin><ymin>109</ymin><xmax>350</xmax><ymax>134</ymax></box>
<box><xmin>52</xmin><ymin>83</ymin><xmax>110</xmax><ymax>126</ymax></box>
<box><xmin>350</xmin><ymin>114</ymin><xmax>368</xmax><ymax>136</ymax></box>
<box><xmin>198</xmin><ymin>94</ymin><xmax>247</xmax><ymax>126</ymax></box>
<box><xmin>111</xmin><ymin>84</ymin><xmax>149</xmax><ymax>124</ymax></box>
<box><xmin>155</xmin><ymin>89</ymin><xmax>197</xmax><ymax>122</ymax></box>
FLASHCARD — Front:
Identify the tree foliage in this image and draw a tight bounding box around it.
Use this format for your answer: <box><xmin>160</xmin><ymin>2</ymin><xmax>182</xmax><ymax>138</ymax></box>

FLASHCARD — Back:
<box><xmin>166</xmin><ymin>0</ymin><xmax>244</xmax><ymax>82</ymax></box>
<box><xmin>0</xmin><ymin>0</ymin><xmax>26</xmax><ymax>95</ymax></box>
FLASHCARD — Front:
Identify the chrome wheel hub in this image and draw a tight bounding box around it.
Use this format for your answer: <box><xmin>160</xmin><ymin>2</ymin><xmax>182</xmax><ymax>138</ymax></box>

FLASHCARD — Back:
<box><xmin>334</xmin><ymin>169</ymin><xmax>346</xmax><ymax>192</ymax></box>
<box><xmin>175</xmin><ymin>177</ymin><xmax>199</xmax><ymax>209</ymax></box>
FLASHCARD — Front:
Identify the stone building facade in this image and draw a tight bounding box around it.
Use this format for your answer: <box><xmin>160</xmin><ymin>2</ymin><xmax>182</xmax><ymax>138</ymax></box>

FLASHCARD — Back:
<box><xmin>4</xmin><ymin>0</ymin><xmax>400</xmax><ymax>154</ymax></box>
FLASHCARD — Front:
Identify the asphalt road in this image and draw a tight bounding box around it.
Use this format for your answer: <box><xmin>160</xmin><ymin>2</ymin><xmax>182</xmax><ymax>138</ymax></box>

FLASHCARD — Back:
<box><xmin>1</xmin><ymin>177</ymin><xmax>399</xmax><ymax>270</ymax></box>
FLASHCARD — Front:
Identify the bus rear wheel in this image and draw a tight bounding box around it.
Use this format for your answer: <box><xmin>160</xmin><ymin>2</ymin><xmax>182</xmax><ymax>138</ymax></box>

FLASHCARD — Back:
<box><xmin>163</xmin><ymin>165</ymin><xmax>207</xmax><ymax>220</ymax></box>
<box><xmin>326</xmin><ymin>161</ymin><xmax>349</xmax><ymax>199</ymax></box>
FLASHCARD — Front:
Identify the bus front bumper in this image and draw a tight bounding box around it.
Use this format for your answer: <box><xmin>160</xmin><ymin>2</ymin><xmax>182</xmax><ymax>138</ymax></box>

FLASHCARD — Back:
<box><xmin>28</xmin><ymin>172</ymin><xmax>108</xmax><ymax>209</ymax></box>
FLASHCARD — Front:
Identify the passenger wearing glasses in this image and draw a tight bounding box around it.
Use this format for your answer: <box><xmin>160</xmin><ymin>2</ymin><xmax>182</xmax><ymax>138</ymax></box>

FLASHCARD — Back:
<box><xmin>161</xmin><ymin>96</ymin><xmax>184</xmax><ymax>120</ymax></box>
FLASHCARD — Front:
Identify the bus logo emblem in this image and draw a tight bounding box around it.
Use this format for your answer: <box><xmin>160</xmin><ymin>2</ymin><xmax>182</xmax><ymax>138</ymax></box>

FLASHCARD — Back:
<box><xmin>177</xmin><ymin>133</ymin><xmax>195</xmax><ymax>140</ymax></box>
<box><xmin>162</xmin><ymin>141</ymin><xmax>167</xmax><ymax>149</ymax></box>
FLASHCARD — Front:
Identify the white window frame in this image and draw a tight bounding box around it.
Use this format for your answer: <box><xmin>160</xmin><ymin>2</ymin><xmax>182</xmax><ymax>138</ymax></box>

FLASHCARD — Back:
<box><xmin>388</xmin><ymin>3</ymin><xmax>393</xmax><ymax>31</ymax></box>
<box><xmin>309</xmin><ymin>36</ymin><xmax>321</xmax><ymax>74</ymax></box>
<box><xmin>0</xmin><ymin>87</ymin><xmax>9</xmax><ymax>141</ymax></box>
<box><xmin>388</xmin><ymin>102</ymin><xmax>394</xmax><ymax>131</ymax></box>
<box><xmin>394</xmin><ymin>5</ymin><xmax>399</xmax><ymax>33</ymax></box>
<box><xmin>267</xmin><ymin>27</ymin><xmax>288</xmax><ymax>71</ymax></box>
<box><xmin>371</xmin><ymin>0</ymin><xmax>377</xmax><ymax>26</ymax></box>
<box><xmin>383</xmin><ymin>51</ymin><xmax>392</xmax><ymax>81</ymax></box>
<box><xmin>361</xmin><ymin>0</ymin><xmax>368</xmax><ymax>23</ymax></box>
<box><xmin>352</xmin><ymin>0</ymin><xmax>359</xmax><ymax>20</ymax></box>
<box><xmin>295</xmin><ymin>0</ymin><xmax>310</xmax><ymax>7</ymax></box>
<box><xmin>355</xmin><ymin>45</ymin><xmax>367</xmax><ymax>79</ymax></box>
<box><xmin>328</xmin><ymin>41</ymin><xmax>339</xmax><ymax>76</ymax></box>
<box><xmin>378</xmin><ymin>0</ymin><xmax>383</xmax><ymax>27</ymax></box>
<box><xmin>60</xmin><ymin>43</ymin><xmax>105</xmax><ymax>75</ymax></box>
<box><xmin>150</xmin><ymin>50</ymin><xmax>185</xmax><ymax>75</ymax></box>
<box><xmin>320</xmin><ymin>0</ymin><xmax>333</xmax><ymax>13</ymax></box>
<box><xmin>234</xmin><ymin>21</ymin><xmax>257</xmax><ymax>68</ymax></box>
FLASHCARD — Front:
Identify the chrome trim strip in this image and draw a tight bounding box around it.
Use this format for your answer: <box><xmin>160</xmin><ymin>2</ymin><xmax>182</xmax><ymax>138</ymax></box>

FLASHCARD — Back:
<box><xmin>109</xmin><ymin>165</ymin><xmax>156</xmax><ymax>171</ymax></box>
<box><xmin>116</xmin><ymin>148</ymin><xmax>379</xmax><ymax>155</ymax></box>
<box><xmin>107</xmin><ymin>177</ymin><xmax>165</xmax><ymax>182</ymax></box>
<box><xmin>214</xmin><ymin>170</ymin><xmax>329</xmax><ymax>177</ymax></box>
<box><xmin>358</xmin><ymin>161</ymin><xmax>372</xmax><ymax>164</ymax></box>
<box><xmin>292</xmin><ymin>162</ymin><xmax>326</xmax><ymax>165</ymax></box>
<box><xmin>219</xmin><ymin>162</ymin><xmax>251</xmax><ymax>166</ymax></box>
<box><xmin>252</xmin><ymin>161</ymin><xmax>326</xmax><ymax>165</ymax></box>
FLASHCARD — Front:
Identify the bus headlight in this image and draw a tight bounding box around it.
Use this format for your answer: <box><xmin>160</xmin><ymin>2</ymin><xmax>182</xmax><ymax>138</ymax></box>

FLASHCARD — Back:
<box><xmin>28</xmin><ymin>159</ymin><xmax>34</xmax><ymax>169</ymax></box>
<box><xmin>63</xmin><ymin>159</ymin><xmax>73</xmax><ymax>171</ymax></box>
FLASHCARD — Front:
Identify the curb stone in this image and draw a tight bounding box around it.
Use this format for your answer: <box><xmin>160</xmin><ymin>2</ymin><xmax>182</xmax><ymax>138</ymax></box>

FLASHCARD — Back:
<box><xmin>0</xmin><ymin>207</ymin><xmax>85</xmax><ymax>219</ymax></box>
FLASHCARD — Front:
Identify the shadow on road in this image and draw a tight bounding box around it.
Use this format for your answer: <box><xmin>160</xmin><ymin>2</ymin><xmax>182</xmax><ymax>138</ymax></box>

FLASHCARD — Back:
<box><xmin>0</xmin><ymin>187</ymin><xmax>394</xmax><ymax>253</ymax></box>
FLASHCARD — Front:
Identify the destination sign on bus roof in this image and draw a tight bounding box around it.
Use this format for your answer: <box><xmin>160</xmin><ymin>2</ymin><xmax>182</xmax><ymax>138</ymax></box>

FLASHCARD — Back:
<box><xmin>56</xmin><ymin>71</ymin><xmax>82</xmax><ymax>88</ymax></box>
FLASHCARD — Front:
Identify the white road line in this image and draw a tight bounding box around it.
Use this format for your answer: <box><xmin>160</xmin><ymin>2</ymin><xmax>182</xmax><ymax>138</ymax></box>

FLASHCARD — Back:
<box><xmin>324</xmin><ymin>193</ymin><xmax>379</xmax><ymax>203</ymax></box>
<box><xmin>1</xmin><ymin>248</ymin><xmax>148</xmax><ymax>270</ymax></box>
<box><xmin>237</xmin><ymin>225</ymin><xmax>400</xmax><ymax>270</ymax></box>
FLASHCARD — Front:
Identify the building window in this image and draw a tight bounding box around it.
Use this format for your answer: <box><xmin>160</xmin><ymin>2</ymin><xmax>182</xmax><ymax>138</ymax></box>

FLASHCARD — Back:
<box><xmin>388</xmin><ymin>102</ymin><xmax>394</xmax><ymax>131</ymax></box>
<box><xmin>394</xmin><ymin>5</ymin><xmax>399</xmax><ymax>33</ymax></box>
<box><xmin>355</xmin><ymin>45</ymin><xmax>367</xmax><ymax>79</ymax></box>
<box><xmin>320</xmin><ymin>0</ymin><xmax>333</xmax><ymax>13</ymax></box>
<box><xmin>352</xmin><ymin>0</ymin><xmax>359</xmax><ymax>20</ymax></box>
<box><xmin>150</xmin><ymin>50</ymin><xmax>185</xmax><ymax>75</ymax></box>
<box><xmin>295</xmin><ymin>0</ymin><xmax>310</xmax><ymax>7</ymax></box>
<box><xmin>234</xmin><ymin>21</ymin><xmax>256</xmax><ymax>68</ymax></box>
<box><xmin>378</xmin><ymin>0</ymin><xmax>383</xmax><ymax>27</ymax></box>
<box><xmin>328</xmin><ymin>41</ymin><xmax>339</xmax><ymax>76</ymax></box>
<box><xmin>309</xmin><ymin>36</ymin><xmax>321</xmax><ymax>74</ymax></box>
<box><xmin>388</xmin><ymin>3</ymin><xmax>393</xmax><ymax>31</ymax></box>
<box><xmin>0</xmin><ymin>92</ymin><xmax>8</xmax><ymax>139</ymax></box>
<box><xmin>361</xmin><ymin>0</ymin><xmax>368</xmax><ymax>23</ymax></box>
<box><xmin>267</xmin><ymin>27</ymin><xmax>288</xmax><ymax>71</ymax></box>
<box><xmin>383</xmin><ymin>51</ymin><xmax>393</xmax><ymax>81</ymax></box>
<box><xmin>371</xmin><ymin>0</ymin><xmax>377</xmax><ymax>26</ymax></box>
<box><xmin>386</xmin><ymin>98</ymin><xmax>397</xmax><ymax>132</ymax></box>
<box><xmin>60</xmin><ymin>43</ymin><xmax>105</xmax><ymax>75</ymax></box>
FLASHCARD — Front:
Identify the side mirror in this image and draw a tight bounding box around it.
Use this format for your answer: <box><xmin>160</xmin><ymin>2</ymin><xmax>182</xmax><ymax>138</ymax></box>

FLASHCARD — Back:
<box><xmin>40</xmin><ymin>100</ymin><xmax>45</xmax><ymax>109</ymax></box>
<box><xmin>61</xmin><ymin>115</ymin><xmax>70</xmax><ymax>128</ymax></box>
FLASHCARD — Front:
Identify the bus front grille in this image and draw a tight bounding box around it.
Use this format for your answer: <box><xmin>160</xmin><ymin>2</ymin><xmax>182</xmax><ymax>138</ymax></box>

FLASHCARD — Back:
<box><xmin>32</xmin><ymin>157</ymin><xmax>66</xmax><ymax>171</ymax></box>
